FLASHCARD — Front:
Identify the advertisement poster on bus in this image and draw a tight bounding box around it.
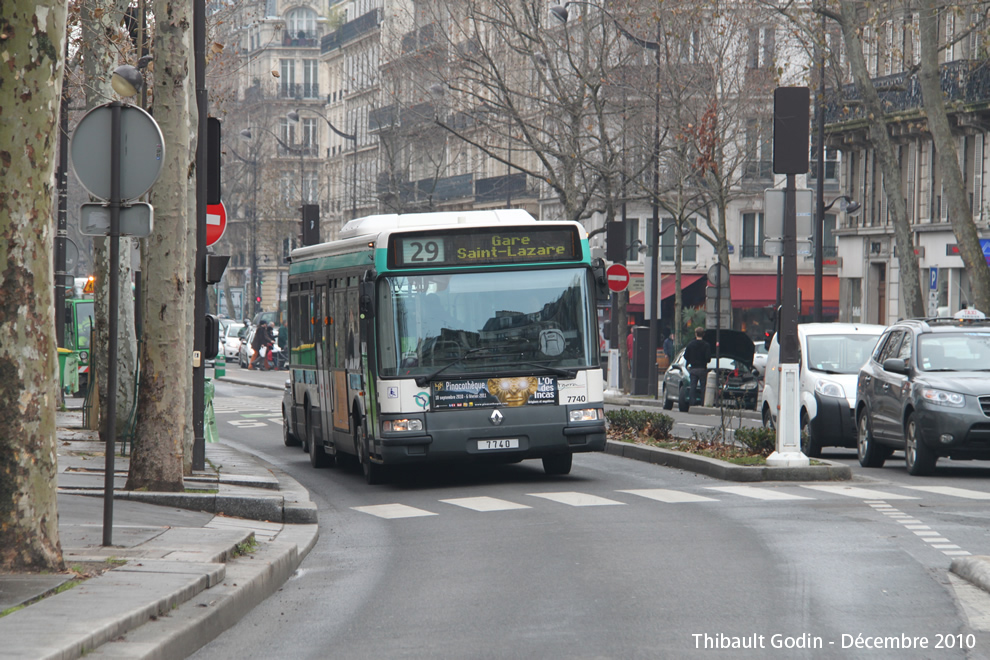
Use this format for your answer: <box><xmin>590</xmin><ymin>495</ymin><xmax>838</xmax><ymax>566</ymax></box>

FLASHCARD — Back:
<box><xmin>432</xmin><ymin>376</ymin><xmax>558</xmax><ymax>410</ymax></box>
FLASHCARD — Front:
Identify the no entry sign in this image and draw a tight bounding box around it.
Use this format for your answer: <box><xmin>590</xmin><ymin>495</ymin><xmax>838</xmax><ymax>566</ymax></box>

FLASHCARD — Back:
<box><xmin>206</xmin><ymin>201</ymin><xmax>227</xmax><ymax>246</ymax></box>
<box><xmin>606</xmin><ymin>263</ymin><xmax>630</xmax><ymax>292</ymax></box>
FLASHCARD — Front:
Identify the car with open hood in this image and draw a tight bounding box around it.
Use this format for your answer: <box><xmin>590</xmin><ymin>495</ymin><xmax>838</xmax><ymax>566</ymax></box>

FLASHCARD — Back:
<box><xmin>661</xmin><ymin>329</ymin><xmax>758</xmax><ymax>412</ymax></box>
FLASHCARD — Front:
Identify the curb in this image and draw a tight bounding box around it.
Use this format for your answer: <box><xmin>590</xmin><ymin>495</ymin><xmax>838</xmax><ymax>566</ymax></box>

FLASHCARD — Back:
<box><xmin>604</xmin><ymin>439</ymin><xmax>852</xmax><ymax>482</ymax></box>
<box><xmin>950</xmin><ymin>556</ymin><xmax>990</xmax><ymax>594</ymax></box>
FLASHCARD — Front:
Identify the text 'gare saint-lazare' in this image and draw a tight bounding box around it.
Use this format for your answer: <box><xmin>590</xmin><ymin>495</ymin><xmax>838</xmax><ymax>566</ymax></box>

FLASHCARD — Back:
<box><xmin>458</xmin><ymin>237</ymin><xmax>569</xmax><ymax>260</ymax></box>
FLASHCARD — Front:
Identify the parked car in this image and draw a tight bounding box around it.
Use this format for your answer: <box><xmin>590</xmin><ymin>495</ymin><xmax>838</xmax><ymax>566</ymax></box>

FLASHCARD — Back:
<box><xmin>752</xmin><ymin>340</ymin><xmax>769</xmax><ymax>378</ymax></box>
<box><xmin>855</xmin><ymin>309</ymin><xmax>990</xmax><ymax>475</ymax></box>
<box><xmin>221</xmin><ymin>322</ymin><xmax>246</xmax><ymax>360</ymax></box>
<box><xmin>661</xmin><ymin>329</ymin><xmax>758</xmax><ymax>412</ymax></box>
<box><xmin>761</xmin><ymin>322</ymin><xmax>885</xmax><ymax>457</ymax></box>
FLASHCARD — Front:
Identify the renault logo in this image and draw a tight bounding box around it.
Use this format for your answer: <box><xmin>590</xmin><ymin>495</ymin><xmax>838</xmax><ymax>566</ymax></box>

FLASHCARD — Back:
<box><xmin>489</xmin><ymin>409</ymin><xmax>504</xmax><ymax>425</ymax></box>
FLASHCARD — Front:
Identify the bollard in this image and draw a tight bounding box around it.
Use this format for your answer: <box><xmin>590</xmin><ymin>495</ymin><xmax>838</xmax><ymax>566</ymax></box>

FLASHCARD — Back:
<box><xmin>215</xmin><ymin>353</ymin><xmax>226</xmax><ymax>378</ymax></box>
<box><xmin>703</xmin><ymin>370</ymin><xmax>717</xmax><ymax>407</ymax></box>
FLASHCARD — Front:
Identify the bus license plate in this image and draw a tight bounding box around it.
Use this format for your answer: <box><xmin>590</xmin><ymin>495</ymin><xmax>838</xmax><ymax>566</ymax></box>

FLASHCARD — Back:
<box><xmin>478</xmin><ymin>439</ymin><xmax>519</xmax><ymax>451</ymax></box>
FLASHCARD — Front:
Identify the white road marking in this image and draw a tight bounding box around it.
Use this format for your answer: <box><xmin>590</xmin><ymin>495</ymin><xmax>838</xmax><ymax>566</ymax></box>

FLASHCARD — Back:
<box><xmin>620</xmin><ymin>489</ymin><xmax>718</xmax><ymax>503</ymax></box>
<box><xmin>801</xmin><ymin>485</ymin><xmax>919</xmax><ymax>500</ymax></box>
<box><xmin>351</xmin><ymin>504</ymin><xmax>437</xmax><ymax>519</ymax></box>
<box><xmin>705</xmin><ymin>486</ymin><xmax>813</xmax><ymax>501</ymax></box>
<box><xmin>901</xmin><ymin>486</ymin><xmax>990</xmax><ymax>500</ymax></box>
<box><xmin>528</xmin><ymin>492</ymin><xmax>625</xmax><ymax>507</ymax></box>
<box><xmin>440</xmin><ymin>497</ymin><xmax>531</xmax><ymax>512</ymax></box>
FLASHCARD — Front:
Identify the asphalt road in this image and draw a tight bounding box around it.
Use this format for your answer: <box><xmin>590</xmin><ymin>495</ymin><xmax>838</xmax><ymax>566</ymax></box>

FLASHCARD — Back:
<box><xmin>190</xmin><ymin>381</ymin><xmax>990</xmax><ymax>659</ymax></box>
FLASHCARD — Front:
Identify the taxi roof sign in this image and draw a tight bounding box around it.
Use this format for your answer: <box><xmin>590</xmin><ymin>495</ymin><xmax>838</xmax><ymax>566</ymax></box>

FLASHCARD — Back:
<box><xmin>953</xmin><ymin>308</ymin><xmax>986</xmax><ymax>321</ymax></box>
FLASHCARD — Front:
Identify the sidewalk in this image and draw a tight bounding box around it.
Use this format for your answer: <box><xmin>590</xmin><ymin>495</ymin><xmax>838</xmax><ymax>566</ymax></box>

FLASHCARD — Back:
<box><xmin>0</xmin><ymin>395</ymin><xmax>318</xmax><ymax>660</ymax></box>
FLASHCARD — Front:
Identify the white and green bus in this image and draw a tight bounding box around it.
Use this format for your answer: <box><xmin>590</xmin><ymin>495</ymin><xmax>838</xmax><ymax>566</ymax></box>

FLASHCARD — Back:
<box><xmin>282</xmin><ymin>209</ymin><xmax>608</xmax><ymax>483</ymax></box>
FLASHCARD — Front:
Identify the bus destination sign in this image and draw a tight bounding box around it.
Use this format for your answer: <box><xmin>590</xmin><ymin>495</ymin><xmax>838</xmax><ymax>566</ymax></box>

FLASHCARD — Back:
<box><xmin>390</xmin><ymin>226</ymin><xmax>581</xmax><ymax>269</ymax></box>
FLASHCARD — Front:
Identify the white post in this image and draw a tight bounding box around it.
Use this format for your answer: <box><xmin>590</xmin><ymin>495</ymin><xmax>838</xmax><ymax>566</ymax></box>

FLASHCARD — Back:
<box><xmin>766</xmin><ymin>363</ymin><xmax>809</xmax><ymax>466</ymax></box>
<box><xmin>606</xmin><ymin>348</ymin><xmax>620</xmax><ymax>393</ymax></box>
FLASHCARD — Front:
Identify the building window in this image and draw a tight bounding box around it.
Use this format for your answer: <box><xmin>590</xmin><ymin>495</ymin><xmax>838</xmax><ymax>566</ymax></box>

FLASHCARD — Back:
<box><xmin>660</xmin><ymin>218</ymin><xmax>696</xmax><ymax>262</ymax></box>
<box><xmin>741</xmin><ymin>212</ymin><xmax>769</xmax><ymax>258</ymax></box>
<box><xmin>747</xmin><ymin>26</ymin><xmax>775</xmax><ymax>69</ymax></box>
<box><xmin>744</xmin><ymin>118</ymin><xmax>773</xmax><ymax>180</ymax></box>
<box><xmin>823</xmin><ymin>213</ymin><xmax>837</xmax><ymax>258</ymax></box>
<box><xmin>625</xmin><ymin>218</ymin><xmax>641</xmax><ymax>263</ymax></box>
<box><xmin>286</xmin><ymin>8</ymin><xmax>317</xmax><ymax>40</ymax></box>
<box><xmin>303</xmin><ymin>60</ymin><xmax>319</xmax><ymax>98</ymax></box>
<box><xmin>280</xmin><ymin>59</ymin><xmax>296</xmax><ymax>98</ymax></box>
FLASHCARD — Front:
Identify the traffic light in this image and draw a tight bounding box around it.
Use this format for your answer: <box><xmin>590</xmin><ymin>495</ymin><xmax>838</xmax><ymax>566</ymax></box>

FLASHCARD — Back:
<box><xmin>204</xmin><ymin>314</ymin><xmax>220</xmax><ymax>359</ymax></box>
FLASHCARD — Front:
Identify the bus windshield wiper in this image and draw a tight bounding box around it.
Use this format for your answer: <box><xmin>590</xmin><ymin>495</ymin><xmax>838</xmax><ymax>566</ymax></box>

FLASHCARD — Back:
<box><xmin>496</xmin><ymin>359</ymin><xmax>576</xmax><ymax>380</ymax></box>
<box><xmin>414</xmin><ymin>347</ymin><xmax>490</xmax><ymax>387</ymax></box>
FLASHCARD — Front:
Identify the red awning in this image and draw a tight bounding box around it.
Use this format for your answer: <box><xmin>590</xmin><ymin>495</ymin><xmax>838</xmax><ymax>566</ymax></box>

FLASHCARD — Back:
<box><xmin>729</xmin><ymin>274</ymin><xmax>838</xmax><ymax>314</ymax></box>
<box><xmin>627</xmin><ymin>274</ymin><xmax>703</xmax><ymax>313</ymax></box>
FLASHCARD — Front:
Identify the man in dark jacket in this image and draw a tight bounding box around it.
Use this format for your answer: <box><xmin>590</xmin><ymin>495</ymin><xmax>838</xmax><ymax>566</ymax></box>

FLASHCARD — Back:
<box><xmin>683</xmin><ymin>327</ymin><xmax>711</xmax><ymax>406</ymax></box>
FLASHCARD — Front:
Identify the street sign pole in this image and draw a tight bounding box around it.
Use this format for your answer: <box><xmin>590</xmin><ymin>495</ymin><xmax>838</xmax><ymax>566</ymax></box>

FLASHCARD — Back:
<box><xmin>102</xmin><ymin>102</ymin><xmax>123</xmax><ymax>547</ymax></box>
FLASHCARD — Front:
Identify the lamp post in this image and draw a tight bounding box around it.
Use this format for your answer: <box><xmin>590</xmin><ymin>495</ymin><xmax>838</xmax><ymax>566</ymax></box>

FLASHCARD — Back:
<box><xmin>551</xmin><ymin>1</ymin><xmax>664</xmax><ymax>397</ymax></box>
<box><xmin>288</xmin><ymin>108</ymin><xmax>358</xmax><ymax>219</ymax></box>
<box><xmin>240</xmin><ymin>126</ymin><xmax>304</xmax><ymax>315</ymax></box>
<box><xmin>229</xmin><ymin>143</ymin><xmax>259</xmax><ymax>319</ymax></box>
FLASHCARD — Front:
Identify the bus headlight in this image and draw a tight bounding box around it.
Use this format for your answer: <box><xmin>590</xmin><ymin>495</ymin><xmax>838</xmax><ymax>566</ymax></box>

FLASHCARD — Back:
<box><xmin>569</xmin><ymin>408</ymin><xmax>603</xmax><ymax>422</ymax></box>
<box><xmin>383</xmin><ymin>419</ymin><xmax>423</xmax><ymax>433</ymax></box>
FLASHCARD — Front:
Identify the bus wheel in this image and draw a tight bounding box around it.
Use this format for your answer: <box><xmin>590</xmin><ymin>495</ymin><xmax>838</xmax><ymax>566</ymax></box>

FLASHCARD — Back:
<box><xmin>282</xmin><ymin>406</ymin><xmax>300</xmax><ymax>447</ymax></box>
<box><xmin>356</xmin><ymin>424</ymin><xmax>387</xmax><ymax>485</ymax></box>
<box><xmin>542</xmin><ymin>453</ymin><xmax>572</xmax><ymax>476</ymax></box>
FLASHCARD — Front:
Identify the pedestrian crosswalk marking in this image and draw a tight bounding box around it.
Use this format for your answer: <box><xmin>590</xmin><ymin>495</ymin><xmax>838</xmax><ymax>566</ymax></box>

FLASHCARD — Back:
<box><xmin>901</xmin><ymin>486</ymin><xmax>990</xmax><ymax>500</ymax></box>
<box><xmin>528</xmin><ymin>492</ymin><xmax>624</xmax><ymax>507</ymax></box>
<box><xmin>440</xmin><ymin>496</ymin><xmax>531</xmax><ymax>512</ymax></box>
<box><xmin>351</xmin><ymin>504</ymin><xmax>437</xmax><ymax>519</ymax></box>
<box><xmin>801</xmin><ymin>485</ymin><xmax>919</xmax><ymax>500</ymax></box>
<box><xmin>705</xmin><ymin>486</ymin><xmax>813</xmax><ymax>501</ymax></box>
<box><xmin>619</xmin><ymin>489</ymin><xmax>718</xmax><ymax>503</ymax></box>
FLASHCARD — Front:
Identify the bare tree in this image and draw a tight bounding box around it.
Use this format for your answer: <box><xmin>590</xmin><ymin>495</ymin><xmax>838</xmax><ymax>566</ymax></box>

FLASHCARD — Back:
<box><xmin>80</xmin><ymin>0</ymin><xmax>141</xmax><ymax>450</ymax></box>
<box><xmin>0</xmin><ymin>0</ymin><xmax>69</xmax><ymax>572</ymax></box>
<box><xmin>126</xmin><ymin>0</ymin><xmax>195</xmax><ymax>491</ymax></box>
<box><xmin>917</xmin><ymin>0</ymin><xmax>990</xmax><ymax>312</ymax></box>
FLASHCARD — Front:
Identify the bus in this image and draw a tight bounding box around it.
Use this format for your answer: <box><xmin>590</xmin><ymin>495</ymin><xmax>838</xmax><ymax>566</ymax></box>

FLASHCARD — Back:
<box><xmin>281</xmin><ymin>209</ymin><xmax>609</xmax><ymax>483</ymax></box>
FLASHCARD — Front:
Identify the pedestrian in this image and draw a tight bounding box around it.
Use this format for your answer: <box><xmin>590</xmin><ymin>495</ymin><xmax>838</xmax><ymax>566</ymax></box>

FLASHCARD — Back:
<box><xmin>683</xmin><ymin>326</ymin><xmax>711</xmax><ymax>407</ymax></box>
<box><xmin>249</xmin><ymin>321</ymin><xmax>271</xmax><ymax>370</ymax></box>
<box><xmin>663</xmin><ymin>330</ymin><xmax>675</xmax><ymax>363</ymax></box>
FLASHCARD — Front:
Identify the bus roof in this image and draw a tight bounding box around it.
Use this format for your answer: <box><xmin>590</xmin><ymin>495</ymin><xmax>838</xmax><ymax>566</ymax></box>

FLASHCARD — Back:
<box><xmin>290</xmin><ymin>209</ymin><xmax>588</xmax><ymax>266</ymax></box>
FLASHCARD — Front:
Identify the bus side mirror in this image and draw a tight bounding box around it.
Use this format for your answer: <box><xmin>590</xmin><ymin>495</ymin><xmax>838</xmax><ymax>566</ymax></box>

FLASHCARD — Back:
<box><xmin>359</xmin><ymin>271</ymin><xmax>376</xmax><ymax>318</ymax></box>
<box><xmin>591</xmin><ymin>258</ymin><xmax>609</xmax><ymax>302</ymax></box>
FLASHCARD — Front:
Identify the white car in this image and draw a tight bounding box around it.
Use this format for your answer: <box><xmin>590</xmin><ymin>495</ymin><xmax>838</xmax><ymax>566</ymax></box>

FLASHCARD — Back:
<box><xmin>221</xmin><ymin>322</ymin><xmax>246</xmax><ymax>360</ymax></box>
<box><xmin>760</xmin><ymin>322</ymin><xmax>885</xmax><ymax>457</ymax></box>
<box><xmin>752</xmin><ymin>340</ymin><xmax>769</xmax><ymax>378</ymax></box>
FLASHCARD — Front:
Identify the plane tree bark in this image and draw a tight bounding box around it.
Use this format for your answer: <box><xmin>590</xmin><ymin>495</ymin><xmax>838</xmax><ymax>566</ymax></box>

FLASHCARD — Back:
<box><xmin>0</xmin><ymin>0</ymin><xmax>69</xmax><ymax>572</ymax></box>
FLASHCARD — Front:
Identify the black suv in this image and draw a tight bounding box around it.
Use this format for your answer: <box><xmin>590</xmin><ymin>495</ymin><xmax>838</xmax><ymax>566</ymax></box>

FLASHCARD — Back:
<box><xmin>855</xmin><ymin>310</ymin><xmax>990</xmax><ymax>475</ymax></box>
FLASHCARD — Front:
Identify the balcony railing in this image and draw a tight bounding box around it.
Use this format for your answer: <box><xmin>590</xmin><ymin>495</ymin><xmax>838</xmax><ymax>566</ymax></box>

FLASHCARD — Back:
<box><xmin>279</xmin><ymin>83</ymin><xmax>321</xmax><ymax>100</ymax></box>
<box><xmin>282</xmin><ymin>33</ymin><xmax>319</xmax><ymax>48</ymax></box>
<box><xmin>740</xmin><ymin>244</ymin><xmax>770</xmax><ymax>259</ymax></box>
<box><xmin>823</xmin><ymin>60</ymin><xmax>990</xmax><ymax>125</ymax></box>
<box><xmin>321</xmin><ymin>9</ymin><xmax>382</xmax><ymax>54</ymax></box>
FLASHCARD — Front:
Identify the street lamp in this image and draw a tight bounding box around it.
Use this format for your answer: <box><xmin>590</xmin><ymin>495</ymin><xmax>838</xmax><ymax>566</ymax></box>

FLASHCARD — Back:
<box><xmin>551</xmin><ymin>1</ymin><xmax>664</xmax><ymax>398</ymax></box>
<box><xmin>240</xmin><ymin>126</ymin><xmax>304</xmax><ymax>317</ymax></box>
<box><xmin>813</xmin><ymin>193</ymin><xmax>860</xmax><ymax>321</ymax></box>
<box><xmin>287</xmin><ymin>108</ymin><xmax>358</xmax><ymax>219</ymax></box>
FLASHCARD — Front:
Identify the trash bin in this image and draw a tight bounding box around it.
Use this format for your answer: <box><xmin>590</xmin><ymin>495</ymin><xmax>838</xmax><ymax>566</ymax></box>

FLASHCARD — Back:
<box><xmin>215</xmin><ymin>353</ymin><xmax>226</xmax><ymax>378</ymax></box>
<box><xmin>204</xmin><ymin>377</ymin><xmax>218</xmax><ymax>443</ymax></box>
<box><xmin>58</xmin><ymin>348</ymin><xmax>79</xmax><ymax>395</ymax></box>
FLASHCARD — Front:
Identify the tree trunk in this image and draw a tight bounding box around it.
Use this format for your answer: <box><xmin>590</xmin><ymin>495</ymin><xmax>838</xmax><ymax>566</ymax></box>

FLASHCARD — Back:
<box><xmin>81</xmin><ymin>0</ymin><xmax>139</xmax><ymax>447</ymax></box>
<box><xmin>917</xmin><ymin>0</ymin><xmax>990</xmax><ymax>312</ymax></box>
<box><xmin>837</xmin><ymin>0</ymin><xmax>926</xmax><ymax>318</ymax></box>
<box><xmin>126</xmin><ymin>0</ymin><xmax>194</xmax><ymax>492</ymax></box>
<box><xmin>0</xmin><ymin>0</ymin><xmax>68</xmax><ymax>573</ymax></box>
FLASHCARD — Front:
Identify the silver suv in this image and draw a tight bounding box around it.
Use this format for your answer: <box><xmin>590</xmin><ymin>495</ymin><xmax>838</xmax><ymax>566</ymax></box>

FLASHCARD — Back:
<box><xmin>855</xmin><ymin>310</ymin><xmax>990</xmax><ymax>475</ymax></box>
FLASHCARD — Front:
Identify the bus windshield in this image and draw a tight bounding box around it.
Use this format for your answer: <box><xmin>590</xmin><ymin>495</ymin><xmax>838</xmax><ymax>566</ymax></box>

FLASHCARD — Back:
<box><xmin>75</xmin><ymin>301</ymin><xmax>95</xmax><ymax>349</ymax></box>
<box><xmin>377</xmin><ymin>267</ymin><xmax>598</xmax><ymax>378</ymax></box>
